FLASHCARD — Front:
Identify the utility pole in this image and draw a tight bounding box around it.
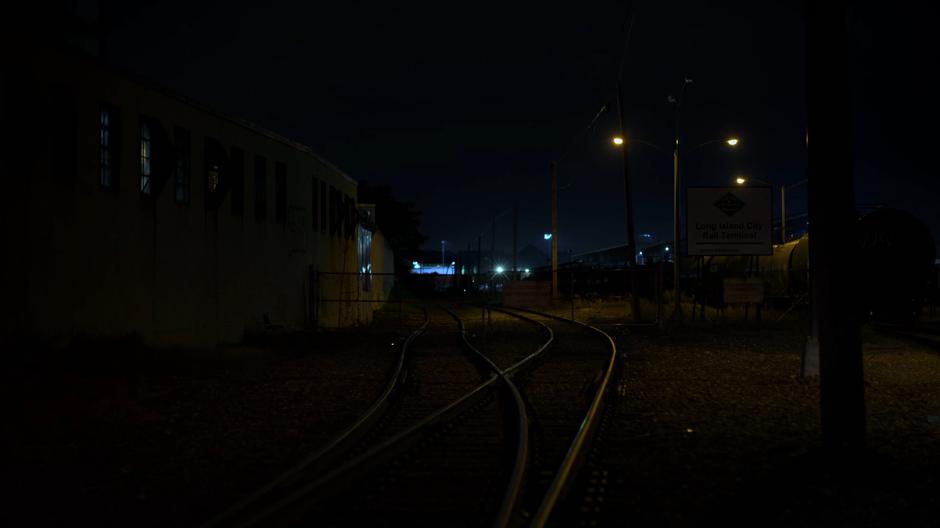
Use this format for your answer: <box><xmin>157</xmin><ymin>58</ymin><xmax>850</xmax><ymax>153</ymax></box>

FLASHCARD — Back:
<box><xmin>477</xmin><ymin>234</ymin><xmax>482</xmax><ymax>286</ymax></box>
<box><xmin>806</xmin><ymin>0</ymin><xmax>865</xmax><ymax>453</ymax></box>
<box><xmin>617</xmin><ymin>81</ymin><xmax>641</xmax><ymax>323</ymax></box>
<box><xmin>550</xmin><ymin>161</ymin><xmax>558</xmax><ymax>298</ymax></box>
<box><xmin>512</xmin><ymin>204</ymin><xmax>518</xmax><ymax>280</ymax></box>
<box><xmin>616</xmin><ymin>81</ymin><xmax>637</xmax><ymax>267</ymax></box>
<box><xmin>490</xmin><ymin>217</ymin><xmax>496</xmax><ymax>272</ymax></box>
<box><xmin>672</xmin><ymin>143</ymin><xmax>680</xmax><ymax>318</ymax></box>
<box><xmin>669</xmin><ymin>78</ymin><xmax>692</xmax><ymax>321</ymax></box>
<box><xmin>780</xmin><ymin>187</ymin><xmax>786</xmax><ymax>243</ymax></box>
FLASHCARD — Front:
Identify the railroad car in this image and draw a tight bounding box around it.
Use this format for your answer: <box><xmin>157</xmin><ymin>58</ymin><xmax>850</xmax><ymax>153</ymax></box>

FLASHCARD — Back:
<box><xmin>566</xmin><ymin>208</ymin><xmax>935</xmax><ymax>322</ymax></box>
<box><xmin>689</xmin><ymin>208</ymin><xmax>935</xmax><ymax>320</ymax></box>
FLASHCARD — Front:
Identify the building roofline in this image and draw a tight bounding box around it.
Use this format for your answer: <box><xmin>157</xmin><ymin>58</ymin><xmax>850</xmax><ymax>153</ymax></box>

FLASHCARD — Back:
<box><xmin>57</xmin><ymin>46</ymin><xmax>359</xmax><ymax>188</ymax></box>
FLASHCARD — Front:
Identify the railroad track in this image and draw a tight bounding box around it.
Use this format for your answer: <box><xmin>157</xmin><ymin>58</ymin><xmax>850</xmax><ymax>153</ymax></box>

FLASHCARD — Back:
<box><xmin>203</xmin><ymin>304</ymin><xmax>619</xmax><ymax>527</ymax></box>
<box><xmin>872</xmin><ymin>321</ymin><xmax>940</xmax><ymax>352</ymax></box>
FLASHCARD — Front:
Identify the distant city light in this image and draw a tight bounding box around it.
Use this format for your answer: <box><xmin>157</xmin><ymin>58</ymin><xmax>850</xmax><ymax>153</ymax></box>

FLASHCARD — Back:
<box><xmin>639</xmin><ymin>251</ymin><xmax>644</xmax><ymax>256</ymax></box>
<box><xmin>641</xmin><ymin>233</ymin><xmax>652</xmax><ymax>239</ymax></box>
<box><xmin>412</xmin><ymin>261</ymin><xmax>420</xmax><ymax>269</ymax></box>
<box><xmin>543</xmin><ymin>233</ymin><xmax>552</xmax><ymax>240</ymax></box>
<box><xmin>451</xmin><ymin>261</ymin><xmax>455</xmax><ymax>266</ymax></box>
<box><xmin>665</xmin><ymin>246</ymin><xmax>670</xmax><ymax>252</ymax></box>
<box><xmin>735</xmin><ymin>176</ymin><xmax>747</xmax><ymax>185</ymax></box>
<box><xmin>495</xmin><ymin>266</ymin><xmax>505</xmax><ymax>274</ymax></box>
<box><xmin>524</xmin><ymin>268</ymin><xmax>530</xmax><ymax>273</ymax></box>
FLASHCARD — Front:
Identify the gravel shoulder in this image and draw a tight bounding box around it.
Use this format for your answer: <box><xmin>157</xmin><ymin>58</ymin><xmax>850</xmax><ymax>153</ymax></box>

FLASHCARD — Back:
<box><xmin>3</xmin><ymin>307</ymin><xmax>425</xmax><ymax>527</ymax></box>
<box><xmin>593</xmin><ymin>322</ymin><xmax>940</xmax><ymax>527</ymax></box>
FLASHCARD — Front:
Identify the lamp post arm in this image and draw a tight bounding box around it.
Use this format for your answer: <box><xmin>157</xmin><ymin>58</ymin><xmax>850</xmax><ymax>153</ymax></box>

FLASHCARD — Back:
<box><xmin>631</xmin><ymin>138</ymin><xmax>670</xmax><ymax>155</ymax></box>
<box><xmin>683</xmin><ymin>137</ymin><xmax>736</xmax><ymax>155</ymax></box>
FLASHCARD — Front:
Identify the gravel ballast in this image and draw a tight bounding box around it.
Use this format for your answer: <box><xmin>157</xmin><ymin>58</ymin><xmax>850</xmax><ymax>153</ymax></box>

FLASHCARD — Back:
<box><xmin>4</xmin><ymin>309</ymin><xmax>425</xmax><ymax>527</ymax></box>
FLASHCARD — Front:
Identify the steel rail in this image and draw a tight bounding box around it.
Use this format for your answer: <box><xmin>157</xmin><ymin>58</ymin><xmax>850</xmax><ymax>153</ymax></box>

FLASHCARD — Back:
<box><xmin>202</xmin><ymin>307</ymin><xmax>430</xmax><ymax>528</ymax></box>
<box><xmin>872</xmin><ymin>322</ymin><xmax>940</xmax><ymax>353</ymax></box>
<box><xmin>496</xmin><ymin>305</ymin><xmax>620</xmax><ymax>528</ymax></box>
<box><xmin>231</xmin><ymin>306</ymin><xmax>553</xmax><ymax>527</ymax></box>
<box><xmin>445</xmin><ymin>306</ymin><xmax>552</xmax><ymax>528</ymax></box>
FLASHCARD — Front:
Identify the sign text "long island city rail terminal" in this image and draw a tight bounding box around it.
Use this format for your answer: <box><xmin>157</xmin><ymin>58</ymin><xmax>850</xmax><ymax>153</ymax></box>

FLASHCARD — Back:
<box><xmin>686</xmin><ymin>186</ymin><xmax>773</xmax><ymax>256</ymax></box>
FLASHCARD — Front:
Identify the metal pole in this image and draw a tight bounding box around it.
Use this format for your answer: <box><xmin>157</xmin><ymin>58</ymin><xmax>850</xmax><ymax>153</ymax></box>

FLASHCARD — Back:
<box><xmin>672</xmin><ymin>146</ymin><xmax>681</xmax><ymax>320</ymax></box>
<box><xmin>551</xmin><ymin>161</ymin><xmax>558</xmax><ymax>299</ymax></box>
<box><xmin>781</xmin><ymin>186</ymin><xmax>787</xmax><ymax>243</ymax></box>
<box><xmin>616</xmin><ymin>82</ymin><xmax>637</xmax><ymax>267</ymax></box>
<box><xmin>490</xmin><ymin>217</ymin><xmax>496</xmax><ymax>299</ymax></box>
<box><xmin>617</xmin><ymin>81</ymin><xmax>642</xmax><ymax>324</ymax></box>
<box><xmin>477</xmin><ymin>234</ymin><xmax>482</xmax><ymax>291</ymax></box>
<box><xmin>670</xmin><ymin>79</ymin><xmax>690</xmax><ymax>322</ymax></box>
<box><xmin>512</xmin><ymin>203</ymin><xmax>518</xmax><ymax>280</ymax></box>
<box><xmin>490</xmin><ymin>217</ymin><xmax>496</xmax><ymax>272</ymax></box>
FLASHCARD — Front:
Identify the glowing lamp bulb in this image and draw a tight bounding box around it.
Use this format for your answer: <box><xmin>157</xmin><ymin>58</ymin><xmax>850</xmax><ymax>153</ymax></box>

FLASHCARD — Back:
<box><xmin>726</xmin><ymin>138</ymin><xmax>739</xmax><ymax>146</ymax></box>
<box><xmin>735</xmin><ymin>177</ymin><xmax>747</xmax><ymax>185</ymax></box>
<box><xmin>495</xmin><ymin>266</ymin><xmax>505</xmax><ymax>274</ymax></box>
<box><xmin>612</xmin><ymin>136</ymin><xmax>624</xmax><ymax>146</ymax></box>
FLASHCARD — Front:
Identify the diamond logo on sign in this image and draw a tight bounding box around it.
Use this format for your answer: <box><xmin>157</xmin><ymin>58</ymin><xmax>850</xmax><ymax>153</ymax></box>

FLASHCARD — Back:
<box><xmin>714</xmin><ymin>193</ymin><xmax>746</xmax><ymax>217</ymax></box>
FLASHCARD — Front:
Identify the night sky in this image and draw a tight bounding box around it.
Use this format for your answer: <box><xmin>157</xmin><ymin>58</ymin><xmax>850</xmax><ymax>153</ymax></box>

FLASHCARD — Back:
<box><xmin>100</xmin><ymin>1</ymin><xmax>939</xmax><ymax>257</ymax></box>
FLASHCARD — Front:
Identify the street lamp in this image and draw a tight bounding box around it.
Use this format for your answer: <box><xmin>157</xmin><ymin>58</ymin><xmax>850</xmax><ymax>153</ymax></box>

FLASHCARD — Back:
<box><xmin>735</xmin><ymin>176</ymin><xmax>802</xmax><ymax>243</ymax></box>
<box><xmin>612</xmin><ymin>129</ymin><xmax>738</xmax><ymax>320</ymax></box>
<box><xmin>543</xmin><ymin>232</ymin><xmax>552</xmax><ymax>265</ymax></box>
<box><xmin>669</xmin><ymin>92</ymin><xmax>739</xmax><ymax>319</ymax></box>
<box><xmin>612</xmin><ymin>136</ymin><xmax>624</xmax><ymax>146</ymax></box>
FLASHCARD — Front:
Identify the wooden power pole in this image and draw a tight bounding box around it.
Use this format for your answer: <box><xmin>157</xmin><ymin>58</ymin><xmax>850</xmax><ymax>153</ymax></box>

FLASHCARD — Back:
<box><xmin>805</xmin><ymin>0</ymin><xmax>866</xmax><ymax>453</ymax></box>
<box><xmin>550</xmin><ymin>161</ymin><xmax>558</xmax><ymax>298</ymax></box>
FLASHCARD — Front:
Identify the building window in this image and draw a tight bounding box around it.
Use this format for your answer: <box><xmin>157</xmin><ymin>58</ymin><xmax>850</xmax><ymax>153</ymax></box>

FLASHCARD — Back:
<box><xmin>52</xmin><ymin>86</ymin><xmax>78</xmax><ymax>184</ymax></box>
<box><xmin>358</xmin><ymin>225</ymin><xmax>372</xmax><ymax>292</ymax></box>
<box><xmin>99</xmin><ymin>106</ymin><xmax>114</xmax><ymax>187</ymax></box>
<box><xmin>343</xmin><ymin>194</ymin><xmax>356</xmax><ymax>240</ymax></box>
<box><xmin>320</xmin><ymin>181</ymin><xmax>327</xmax><ymax>233</ymax></box>
<box><xmin>98</xmin><ymin>105</ymin><xmax>121</xmax><ymax>188</ymax></box>
<box><xmin>311</xmin><ymin>176</ymin><xmax>319</xmax><ymax>230</ymax></box>
<box><xmin>207</xmin><ymin>162</ymin><xmax>220</xmax><ymax>194</ymax></box>
<box><xmin>174</xmin><ymin>127</ymin><xmax>190</xmax><ymax>204</ymax></box>
<box><xmin>140</xmin><ymin>121</ymin><xmax>152</xmax><ymax>194</ymax></box>
<box><xmin>254</xmin><ymin>155</ymin><xmax>267</xmax><ymax>222</ymax></box>
<box><xmin>275</xmin><ymin>162</ymin><xmax>286</xmax><ymax>225</ymax></box>
<box><xmin>204</xmin><ymin>137</ymin><xmax>228</xmax><ymax>209</ymax></box>
<box><xmin>231</xmin><ymin>147</ymin><xmax>244</xmax><ymax>215</ymax></box>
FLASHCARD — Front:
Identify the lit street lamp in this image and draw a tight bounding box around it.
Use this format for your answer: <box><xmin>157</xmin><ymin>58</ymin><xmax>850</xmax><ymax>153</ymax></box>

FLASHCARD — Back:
<box><xmin>615</xmin><ymin>84</ymin><xmax>738</xmax><ymax>320</ymax></box>
<box><xmin>543</xmin><ymin>232</ymin><xmax>552</xmax><ymax>264</ymax></box>
<box><xmin>735</xmin><ymin>176</ymin><xmax>805</xmax><ymax>243</ymax></box>
<box><xmin>667</xmin><ymin>92</ymin><xmax>738</xmax><ymax>319</ymax></box>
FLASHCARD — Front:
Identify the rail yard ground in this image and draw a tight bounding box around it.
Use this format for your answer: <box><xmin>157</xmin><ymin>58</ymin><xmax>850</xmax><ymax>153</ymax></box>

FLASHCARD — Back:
<box><xmin>5</xmin><ymin>301</ymin><xmax>939</xmax><ymax>526</ymax></box>
<box><xmin>3</xmin><ymin>307</ymin><xmax>427</xmax><ymax>527</ymax></box>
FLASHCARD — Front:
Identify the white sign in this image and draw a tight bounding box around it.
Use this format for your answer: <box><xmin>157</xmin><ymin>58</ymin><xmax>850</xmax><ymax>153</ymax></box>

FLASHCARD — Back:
<box><xmin>687</xmin><ymin>187</ymin><xmax>772</xmax><ymax>256</ymax></box>
<box><xmin>723</xmin><ymin>278</ymin><xmax>765</xmax><ymax>304</ymax></box>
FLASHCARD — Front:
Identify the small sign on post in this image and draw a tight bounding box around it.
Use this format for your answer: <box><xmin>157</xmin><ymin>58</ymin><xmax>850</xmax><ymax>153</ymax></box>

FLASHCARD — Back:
<box><xmin>687</xmin><ymin>187</ymin><xmax>773</xmax><ymax>256</ymax></box>
<box><xmin>723</xmin><ymin>278</ymin><xmax>765</xmax><ymax>304</ymax></box>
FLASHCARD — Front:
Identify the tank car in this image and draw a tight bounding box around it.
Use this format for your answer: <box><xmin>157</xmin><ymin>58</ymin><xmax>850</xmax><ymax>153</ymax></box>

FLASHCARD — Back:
<box><xmin>688</xmin><ymin>208</ymin><xmax>935</xmax><ymax>321</ymax></box>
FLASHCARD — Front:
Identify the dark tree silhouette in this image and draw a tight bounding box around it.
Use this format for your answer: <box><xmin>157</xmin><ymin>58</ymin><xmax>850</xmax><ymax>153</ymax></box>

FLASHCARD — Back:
<box><xmin>359</xmin><ymin>181</ymin><xmax>427</xmax><ymax>274</ymax></box>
